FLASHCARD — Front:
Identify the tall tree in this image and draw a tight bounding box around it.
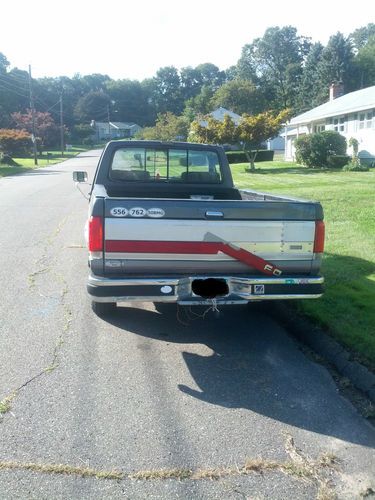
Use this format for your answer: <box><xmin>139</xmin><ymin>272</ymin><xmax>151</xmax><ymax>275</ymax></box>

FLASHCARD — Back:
<box><xmin>297</xmin><ymin>43</ymin><xmax>325</xmax><ymax>111</ymax></box>
<box><xmin>210</xmin><ymin>79</ymin><xmax>264</xmax><ymax>115</ymax></box>
<box><xmin>180</xmin><ymin>66</ymin><xmax>203</xmax><ymax>101</ymax></box>
<box><xmin>350</xmin><ymin>23</ymin><xmax>375</xmax><ymax>50</ymax></box>
<box><xmin>317</xmin><ymin>32</ymin><xmax>356</xmax><ymax>95</ymax></box>
<box><xmin>194</xmin><ymin>63</ymin><xmax>226</xmax><ymax>89</ymax></box>
<box><xmin>0</xmin><ymin>52</ymin><xmax>10</xmax><ymax>74</ymax></box>
<box><xmin>106</xmin><ymin>79</ymin><xmax>155</xmax><ymax>126</ymax></box>
<box><xmin>74</xmin><ymin>90</ymin><xmax>111</xmax><ymax>123</ymax></box>
<box><xmin>150</xmin><ymin>66</ymin><xmax>184</xmax><ymax>115</ymax></box>
<box><xmin>355</xmin><ymin>35</ymin><xmax>375</xmax><ymax>87</ymax></box>
<box><xmin>183</xmin><ymin>85</ymin><xmax>216</xmax><ymax>120</ymax></box>
<box><xmin>237</xmin><ymin>26</ymin><xmax>311</xmax><ymax>110</ymax></box>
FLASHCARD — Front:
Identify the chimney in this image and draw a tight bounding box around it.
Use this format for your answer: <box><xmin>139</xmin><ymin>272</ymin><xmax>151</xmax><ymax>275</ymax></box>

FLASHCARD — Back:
<box><xmin>329</xmin><ymin>82</ymin><xmax>344</xmax><ymax>101</ymax></box>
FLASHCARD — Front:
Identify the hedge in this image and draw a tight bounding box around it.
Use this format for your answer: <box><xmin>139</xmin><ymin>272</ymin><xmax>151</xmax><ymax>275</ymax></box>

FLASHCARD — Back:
<box><xmin>226</xmin><ymin>150</ymin><xmax>274</xmax><ymax>164</ymax></box>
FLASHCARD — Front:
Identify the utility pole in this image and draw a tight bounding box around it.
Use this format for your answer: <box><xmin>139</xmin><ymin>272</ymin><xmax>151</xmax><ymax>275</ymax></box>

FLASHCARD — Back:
<box><xmin>60</xmin><ymin>93</ymin><xmax>64</xmax><ymax>156</ymax></box>
<box><xmin>28</xmin><ymin>65</ymin><xmax>38</xmax><ymax>166</ymax></box>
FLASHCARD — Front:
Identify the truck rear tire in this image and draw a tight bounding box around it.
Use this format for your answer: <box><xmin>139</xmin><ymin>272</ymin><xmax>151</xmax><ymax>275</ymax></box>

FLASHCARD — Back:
<box><xmin>92</xmin><ymin>301</ymin><xmax>117</xmax><ymax>317</ymax></box>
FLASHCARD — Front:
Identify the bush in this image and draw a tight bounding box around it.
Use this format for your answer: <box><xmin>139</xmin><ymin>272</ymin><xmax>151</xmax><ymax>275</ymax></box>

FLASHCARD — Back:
<box><xmin>342</xmin><ymin>159</ymin><xmax>369</xmax><ymax>172</ymax></box>
<box><xmin>295</xmin><ymin>131</ymin><xmax>347</xmax><ymax>168</ymax></box>
<box><xmin>226</xmin><ymin>149</ymin><xmax>274</xmax><ymax>164</ymax></box>
<box><xmin>0</xmin><ymin>129</ymin><xmax>32</xmax><ymax>156</ymax></box>
<box><xmin>327</xmin><ymin>155</ymin><xmax>350</xmax><ymax>168</ymax></box>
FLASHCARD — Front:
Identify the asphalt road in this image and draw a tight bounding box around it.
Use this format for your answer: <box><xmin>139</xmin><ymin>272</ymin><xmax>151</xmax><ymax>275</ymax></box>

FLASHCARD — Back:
<box><xmin>0</xmin><ymin>151</ymin><xmax>374</xmax><ymax>499</ymax></box>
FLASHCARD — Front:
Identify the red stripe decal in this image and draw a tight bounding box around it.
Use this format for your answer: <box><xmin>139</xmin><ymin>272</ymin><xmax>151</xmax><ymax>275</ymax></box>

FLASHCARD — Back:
<box><xmin>105</xmin><ymin>240</ymin><xmax>281</xmax><ymax>276</ymax></box>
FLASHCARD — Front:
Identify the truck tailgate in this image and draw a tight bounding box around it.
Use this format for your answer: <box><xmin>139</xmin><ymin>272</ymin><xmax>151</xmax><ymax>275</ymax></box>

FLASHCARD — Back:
<box><xmin>102</xmin><ymin>198</ymin><xmax>322</xmax><ymax>276</ymax></box>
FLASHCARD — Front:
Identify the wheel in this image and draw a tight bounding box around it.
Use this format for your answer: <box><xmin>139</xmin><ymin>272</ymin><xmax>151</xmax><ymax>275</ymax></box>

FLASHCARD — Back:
<box><xmin>91</xmin><ymin>301</ymin><xmax>117</xmax><ymax>317</ymax></box>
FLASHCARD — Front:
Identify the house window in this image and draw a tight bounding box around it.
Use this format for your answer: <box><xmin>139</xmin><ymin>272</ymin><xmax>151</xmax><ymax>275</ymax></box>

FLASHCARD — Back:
<box><xmin>359</xmin><ymin>113</ymin><xmax>366</xmax><ymax>129</ymax></box>
<box><xmin>333</xmin><ymin>117</ymin><xmax>345</xmax><ymax>132</ymax></box>
<box><xmin>366</xmin><ymin>111</ymin><xmax>373</xmax><ymax>129</ymax></box>
<box><xmin>314</xmin><ymin>124</ymin><xmax>325</xmax><ymax>133</ymax></box>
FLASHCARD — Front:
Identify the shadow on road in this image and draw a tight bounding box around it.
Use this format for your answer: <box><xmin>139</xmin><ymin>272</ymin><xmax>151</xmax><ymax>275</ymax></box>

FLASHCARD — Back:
<box><xmin>105</xmin><ymin>302</ymin><xmax>375</xmax><ymax>447</ymax></box>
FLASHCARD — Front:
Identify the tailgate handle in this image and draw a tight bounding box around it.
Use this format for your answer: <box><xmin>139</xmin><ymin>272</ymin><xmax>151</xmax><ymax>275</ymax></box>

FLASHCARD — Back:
<box><xmin>206</xmin><ymin>211</ymin><xmax>224</xmax><ymax>218</ymax></box>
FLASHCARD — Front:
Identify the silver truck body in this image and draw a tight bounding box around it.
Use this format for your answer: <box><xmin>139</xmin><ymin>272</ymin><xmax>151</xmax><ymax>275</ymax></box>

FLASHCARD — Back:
<box><xmin>79</xmin><ymin>141</ymin><xmax>324</xmax><ymax>308</ymax></box>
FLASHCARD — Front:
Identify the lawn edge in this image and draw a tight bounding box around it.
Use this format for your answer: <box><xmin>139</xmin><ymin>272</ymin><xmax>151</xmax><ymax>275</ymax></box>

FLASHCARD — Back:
<box><xmin>270</xmin><ymin>301</ymin><xmax>375</xmax><ymax>404</ymax></box>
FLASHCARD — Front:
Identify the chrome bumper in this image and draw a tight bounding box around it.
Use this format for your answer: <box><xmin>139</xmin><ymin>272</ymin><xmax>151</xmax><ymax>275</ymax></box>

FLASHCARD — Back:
<box><xmin>88</xmin><ymin>274</ymin><xmax>324</xmax><ymax>304</ymax></box>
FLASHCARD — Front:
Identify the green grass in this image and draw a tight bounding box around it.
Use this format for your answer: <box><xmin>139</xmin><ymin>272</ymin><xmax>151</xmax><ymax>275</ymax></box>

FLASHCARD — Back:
<box><xmin>0</xmin><ymin>146</ymin><xmax>88</xmax><ymax>177</ymax></box>
<box><xmin>231</xmin><ymin>160</ymin><xmax>375</xmax><ymax>366</ymax></box>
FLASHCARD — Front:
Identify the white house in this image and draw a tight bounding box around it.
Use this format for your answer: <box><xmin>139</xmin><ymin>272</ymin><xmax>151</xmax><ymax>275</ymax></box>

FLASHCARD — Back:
<box><xmin>284</xmin><ymin>84</ymin><xmax>375</xmax><ymax>162</ymax></box>
<box><xmin>199</xmin><ymin>107</ymin><xmax>242</xmax><ymax>127</ymax></box>
<box><xmin>93</xmin><ymin>121</ymin><xmax>142</xmax><ymax>141</ymax></box>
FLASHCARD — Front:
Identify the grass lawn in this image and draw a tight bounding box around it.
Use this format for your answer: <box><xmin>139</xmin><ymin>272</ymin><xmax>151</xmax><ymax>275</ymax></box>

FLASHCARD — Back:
<box><xmin>0</xmin><ymin>146</ymin><xmax>88</xmax><ymax>177</ymax></box>
<box><xmin>231</xmin><ymin>160</ymin><xmax>375</xmax><ymax>367</ymax></box>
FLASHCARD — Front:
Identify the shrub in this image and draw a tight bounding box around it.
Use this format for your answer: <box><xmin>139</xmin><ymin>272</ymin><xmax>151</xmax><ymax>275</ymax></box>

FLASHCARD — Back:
<box><xmin>342</xmin><ymin>159</ymin><xmax>369</xmax><ymax>171</ymax></box>
<box><xmin>226</xmin><ymin>150</ymin><xmax>274</xmax><ymax>164</ymax></box>
<box><xmin>0</xmin><ymin>129</ymin><xmax>32</xmax><ymax>156</ymax></box>
<box><xmin>295</xmin><ymin>131</ymin><xmax>347</xmax><ymax>168</ymax></box>
<box><xmin>327</xmin><ymin>154</ymin><xmax>350</xmax><ymax>168</ymax></box>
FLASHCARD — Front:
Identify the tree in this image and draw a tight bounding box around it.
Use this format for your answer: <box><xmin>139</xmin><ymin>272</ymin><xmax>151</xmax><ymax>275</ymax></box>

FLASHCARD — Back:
<box><xmin>317</xmin><ymin>33</ymin><xmax>356</xmax><ymax>95</ymax></box>
<box><xmin>350</xmin><ymin>23</ymin><xmax>375</xmax><ymax>50</ymax></box>
<box><xmin>12</xmin><ymin>110</ymin><xmax>61</xmax><ymax>149</ymax></box>
<box><xmin>137</xmin><ymin>112</ymin><xmax>190</xmax><ymax>141</ymax></box>
<box><xmin>237</xmin><ymin>26</ymin><xmax>311</xmax><ymax>110</ymax></box>
<box><xmin>210</xmin><ymin>79</ymin><xmax>264</xmax><ymax>115</ymax></box>
<box><xmin>0</xmin><ymin>65</ymin><xmax>29</xmax><ymax>127</ymax></box>
<box><xmin>194</xmin><ymin>63</ymin><xmax>226</xmax><ymax>89</ymax></box>
<box><xmin>150</xmin><ymin>66</ymin><xmax>184</xmax><ymax>115</ymax></box>
<box><xmin>180</xmin><ymin>66</ymin><xmax>204</xmax><ymax>101</ymax></box>
<box><xmin>189</xmin><ymin>109</ymin><xmax>290</xmax><ymax>170</ymax></box>
<box><xmin>237</xmin><ymin>109</ymin><xmax>291</xmax><ymax>169</ymax></box>
<box><xmin>0</xmin><ymin>129</ymin><xmax>32</xmax><ymax>156</ymax></box>
<box><xmin>106</xmin><ymin>79</ymin><xmax>155</xmax><ymax>126</ymax></box>
<box><xmin>0</xmin><ymin>53</ymin><xmax>10</xmax><ymax>74</ymax></box>
<box><xmin>297</xmin><ymin>43</ymin><xmax>325</xmax><ymax>111</ymax></box>
<box><xmin>189</xmin><ymin>116</ymin><xmax>227</xmax><ymax>144</ymax></box>
<box><xmin>183</xmin><ymin>85</ymin><xmax>216</xmax><ymax>120</ymax></box>
<box><xmin>355</xmin><ymin>35</ymin><xmax>375</xmax><ymax>87</ymax></box>
<box><xmin>74</xmin><ymin>91</ymin><xmax>111</xmax><ymax>123</ymax></box>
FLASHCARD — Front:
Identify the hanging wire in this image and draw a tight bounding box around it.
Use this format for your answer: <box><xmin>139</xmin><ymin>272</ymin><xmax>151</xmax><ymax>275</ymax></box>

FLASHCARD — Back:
<box><xmin>176</xmin><ymin>299</ymin><xmax>220</xmax><ymax>325</ymax></box>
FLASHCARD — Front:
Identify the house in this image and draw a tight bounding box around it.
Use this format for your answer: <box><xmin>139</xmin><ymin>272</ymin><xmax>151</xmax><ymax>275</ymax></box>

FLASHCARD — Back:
<box><xmin>199</xmin><ymin>107</ymin><xmax>242</xmax><ymax>127</ymax></box>
<box><xmin>284</xmin><ymin>84</ymin><xmax>375</xmax><ymax>161</ymax></box>
<box><xmin>92</xmin><ymin>121</ymin><xmax>142</xmax><ymax>141</ymax></box>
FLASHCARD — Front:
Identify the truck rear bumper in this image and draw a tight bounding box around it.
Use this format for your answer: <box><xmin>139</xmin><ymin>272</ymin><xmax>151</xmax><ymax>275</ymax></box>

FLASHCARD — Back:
<box><xmin>87</xmin><ymin>274</ymin><xmax>324</xmax><ymax>304</ymax></box>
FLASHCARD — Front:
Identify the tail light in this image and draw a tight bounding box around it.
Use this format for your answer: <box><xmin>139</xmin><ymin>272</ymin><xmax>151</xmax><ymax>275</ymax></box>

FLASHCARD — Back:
<box><xmin>88</xmin><ymin>216</ymin><xmax>103</xmax><ymax>252</ymax></box>
<box><xmin>314</xmin><ymin>221</ymin><xmax>325</xmax><ymax>253</ymax></box>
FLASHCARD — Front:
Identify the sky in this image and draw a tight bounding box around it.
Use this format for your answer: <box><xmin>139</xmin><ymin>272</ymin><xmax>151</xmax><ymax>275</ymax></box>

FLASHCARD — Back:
<box><xmin>1</xmin><ymin>0</ymin><xmax>374</xmax><ymax>81</ymax></box>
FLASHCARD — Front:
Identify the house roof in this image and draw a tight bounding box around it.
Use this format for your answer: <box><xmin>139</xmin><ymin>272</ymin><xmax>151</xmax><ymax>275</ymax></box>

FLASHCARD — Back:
<box><xmin>199</xmin><ymin>107</ymin><xmax>242</xmax><ymax>127</ymax></box>
<box><xmin>290</xmin><ymin>85</ymin><xmax>375</xmax><ymax>126</ymax></box>
<box><xmin>95</xmin><ymin>121</ymin><xmax>139</xmax><ymax>129</ymax></box>
<box><xmin>210</xmin><ymin>107</ymin><xmax>241</xmax><ymax>124</ymax></box>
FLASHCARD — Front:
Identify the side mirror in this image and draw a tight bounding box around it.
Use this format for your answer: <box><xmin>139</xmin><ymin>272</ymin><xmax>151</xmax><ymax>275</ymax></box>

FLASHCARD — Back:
<box><xmin>73</xmin><ymin>171</ymin><xmax>88</xmax><ymax>183</ymax></box>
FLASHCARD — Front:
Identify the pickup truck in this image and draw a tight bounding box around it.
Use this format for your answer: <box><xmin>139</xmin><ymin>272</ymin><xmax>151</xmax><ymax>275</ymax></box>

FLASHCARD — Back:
<box><xmin>73</xmin><ymin>140</ymin><xmax>324</xmax><ymax>316</ymax></box>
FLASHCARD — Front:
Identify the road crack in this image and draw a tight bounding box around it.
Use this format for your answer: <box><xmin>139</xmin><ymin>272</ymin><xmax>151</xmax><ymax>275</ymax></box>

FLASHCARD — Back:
<box><xmin>2</xmin><ymin>215</ymin><xmax>75</xmax><ymax>419</ymax></box>
<box><xmin>0</xmin><ymin>436</ymin><xmax>339</xmax><ymax>499</ymax></box>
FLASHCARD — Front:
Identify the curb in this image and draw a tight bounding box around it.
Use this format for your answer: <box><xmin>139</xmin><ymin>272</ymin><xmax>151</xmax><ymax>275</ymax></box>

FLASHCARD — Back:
<box><xmin>271</xmin><ymin>302</ymin><xmax>375</xmax><ymax>404</ymax></box>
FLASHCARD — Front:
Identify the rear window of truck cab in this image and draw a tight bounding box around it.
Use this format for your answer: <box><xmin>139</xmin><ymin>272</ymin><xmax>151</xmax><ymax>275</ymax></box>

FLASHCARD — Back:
<box><xmin>109</xmin><ymin>147</ymin><xmax>222</xmax><ymax>183</ymax></box>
